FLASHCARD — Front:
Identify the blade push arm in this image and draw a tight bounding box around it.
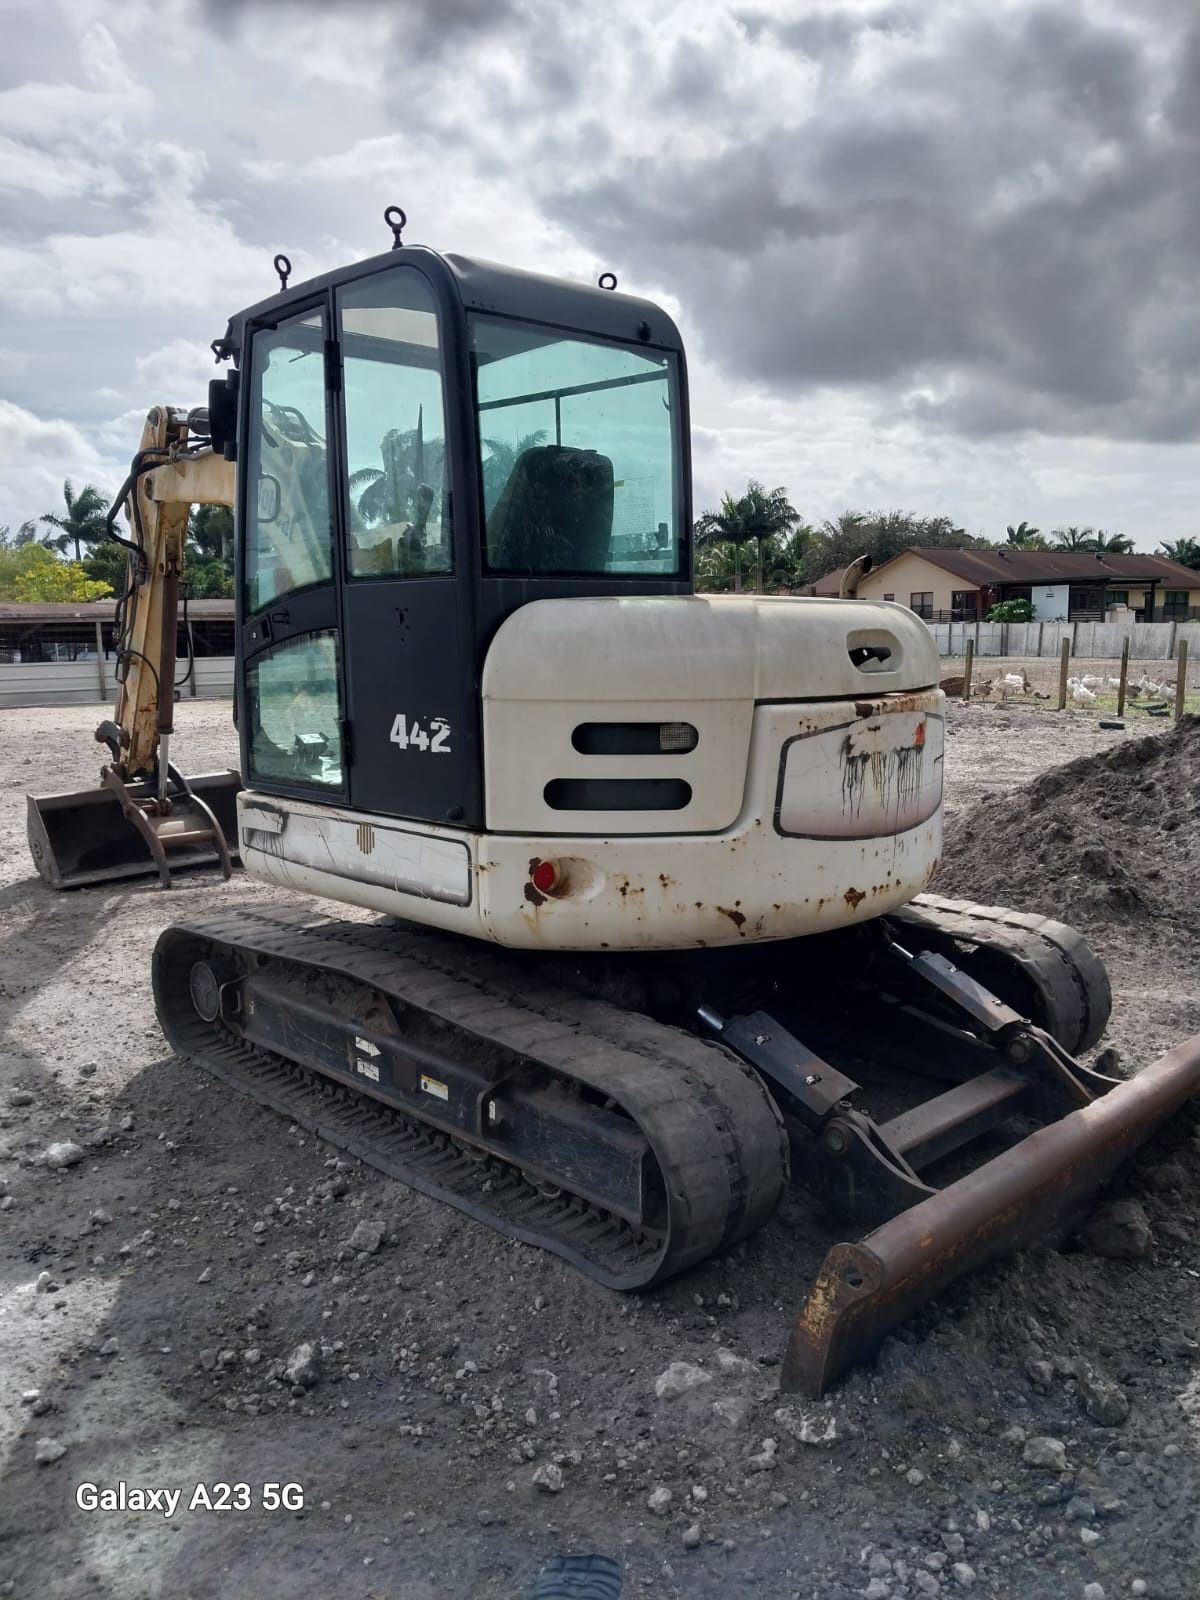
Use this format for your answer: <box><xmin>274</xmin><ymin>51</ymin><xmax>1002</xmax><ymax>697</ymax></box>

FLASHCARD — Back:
<box><xmin>107</xmin><ymin>407</ymin><xmax>235</xmax><ymax>784</ymax></box>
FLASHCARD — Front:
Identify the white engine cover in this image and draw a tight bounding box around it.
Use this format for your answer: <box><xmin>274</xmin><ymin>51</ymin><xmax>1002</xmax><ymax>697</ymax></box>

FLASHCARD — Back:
<box><xmin>240</xmin><ymin>593</ymin><xmax>945</xmax><ymax>952</ymax></box>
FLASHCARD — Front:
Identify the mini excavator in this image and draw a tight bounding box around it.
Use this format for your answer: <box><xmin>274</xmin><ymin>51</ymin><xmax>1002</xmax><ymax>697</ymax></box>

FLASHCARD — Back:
<box><xmin>28</xmin><ymin>211</ymin><xmax>1200</xmax><ymax>1392</ymax></box>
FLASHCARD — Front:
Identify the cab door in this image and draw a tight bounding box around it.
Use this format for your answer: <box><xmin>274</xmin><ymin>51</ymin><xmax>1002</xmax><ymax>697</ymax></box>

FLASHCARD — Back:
<box><xmin>333</xmin><ymin>264</ymin><xmax>474</xmax><ymax>825</ymax></box>
<box><xmin>240</xmin><ymin>301</ymin><xmax>348</xmax><ymax>804</ymax></box>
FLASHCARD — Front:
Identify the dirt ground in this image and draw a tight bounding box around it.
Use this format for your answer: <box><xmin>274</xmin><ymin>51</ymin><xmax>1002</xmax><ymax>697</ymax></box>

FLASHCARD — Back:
<box><xmin>2</xmin><ymin>699</ymin><xmax>1199</xmax><ymax>1600</ymax></box>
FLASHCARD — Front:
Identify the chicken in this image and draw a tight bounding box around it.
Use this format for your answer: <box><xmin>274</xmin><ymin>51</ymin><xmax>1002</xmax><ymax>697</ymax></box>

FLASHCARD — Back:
<box><xmin>1071</xmin><ymin>682</ymin><xmax>1097</xmax><ymax>704</ymax></box>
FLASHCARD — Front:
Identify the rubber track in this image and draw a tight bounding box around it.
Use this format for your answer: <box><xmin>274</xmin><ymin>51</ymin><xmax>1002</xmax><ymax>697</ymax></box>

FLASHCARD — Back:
<box><xmin>153</xmin><ymin>908</ymin><xmax>788</xmax><ymax>1291</ymax></box>
<box><xmin>892</xmin><ymin>893</ymin><xmax>1112</xmax><ymax>1055</ymax></box>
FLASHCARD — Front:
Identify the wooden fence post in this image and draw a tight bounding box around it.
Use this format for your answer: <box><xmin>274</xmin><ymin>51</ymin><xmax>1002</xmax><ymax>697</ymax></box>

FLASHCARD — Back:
<box><xmin>1117</xmin><ymin>635</ymin><xmax>1130</xmax><ymax>718</ymax></box>
<box><xmin>1057</xmin><ymin>635</ymin><xmax>1071</xmax><ymax>711</ymax></box>
<box><xmin>93</xmin><ymin>620</ymin><xmax>106</xmax><ymax>700</ymax></box>
<box><xmin>1176</xmin><ymin>637</ymin><xmax>1189</xmax><ymax>722</ymax></box>
<box><xmin>962</xmin><ymin>639</ymin><xmax>974</xmax><ymax>704</ymax></box>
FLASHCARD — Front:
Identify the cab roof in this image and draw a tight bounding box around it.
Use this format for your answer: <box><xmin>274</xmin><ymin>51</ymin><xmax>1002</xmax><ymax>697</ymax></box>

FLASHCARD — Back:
<box><xmin>218</xmin><ymin>244</ymin><xmax>685</xmax><ymax>362</ymax></box>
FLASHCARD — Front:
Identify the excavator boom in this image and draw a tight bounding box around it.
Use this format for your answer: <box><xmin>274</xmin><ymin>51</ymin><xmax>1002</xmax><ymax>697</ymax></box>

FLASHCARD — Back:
<box><xmin>27</xmin><ymin>407</ymin><xmax>242</xmax><ymax>889</ymax></box>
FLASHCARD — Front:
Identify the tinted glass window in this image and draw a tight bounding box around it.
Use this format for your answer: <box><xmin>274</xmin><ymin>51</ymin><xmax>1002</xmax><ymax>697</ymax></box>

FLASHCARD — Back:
<box><xmin>472</xmin><ymin>317</ymin><xmax>681</xmax><ymax>576</ymax></box>
<box><xmin>246</xmin><ymin>630</ymin><xmax>344</xmax><ymax>791</ymax></box>
<box><xmin>339</xmin><ymin>270</ymin><xmax>452</xmax><ymax>579</ymax></box>
<box><xmin>244</xmin><ymin>309</ymin><xmax>331</xmax><ymax>613</ymax></box>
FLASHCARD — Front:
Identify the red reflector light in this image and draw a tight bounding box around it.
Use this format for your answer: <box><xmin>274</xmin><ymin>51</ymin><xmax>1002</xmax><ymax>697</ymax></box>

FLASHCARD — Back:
<box><xmin>530</xmin><ymin>859</ymin><xmax>559</xmax><ymax>894</ymax></box>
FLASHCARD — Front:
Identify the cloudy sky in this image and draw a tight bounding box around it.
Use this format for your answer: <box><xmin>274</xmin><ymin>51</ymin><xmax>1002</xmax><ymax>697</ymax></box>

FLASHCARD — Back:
<box><xmin>1</xmin><ymin>0</ymin><xmax>1198</xmax><ymax>548</ymax></box>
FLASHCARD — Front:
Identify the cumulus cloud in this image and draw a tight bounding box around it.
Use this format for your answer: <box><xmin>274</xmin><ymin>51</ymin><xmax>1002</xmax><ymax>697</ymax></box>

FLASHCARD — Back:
<box><xmin>1</xmin><ymin>0</ymin><xmax>1198</xmax><ymax>545</ymax></box>
<box><xmin>548</xmin><ymin>4</ymin><xmax>1200</xmax><ymax>445</ymax></box>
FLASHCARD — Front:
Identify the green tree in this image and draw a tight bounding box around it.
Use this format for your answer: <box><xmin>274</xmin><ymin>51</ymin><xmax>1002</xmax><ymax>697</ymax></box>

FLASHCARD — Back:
<box><xmin>1005</xmin><ymin>521</ymin><xmax>1046</xmax><ymax>549</ymax></box>
<box><xmin>801</xmin><ymin>510</ymin><xmax>986</xmax><ymax>587</ymax></box>
<box><xmin>694</xmin><ymin>538</ymin><xmax>740</xmax><ymax>593</ymax></box>
<box><xmin>0</xmin><ymin>520</ymin><xmax>39</xmax><ymax>548</ymax></box>
<box><xmin>1051</xmin><ymin>525</ymin><xmax>1097</xmax><ymax>551</ymax></box>
<box><xmin>1092</xmin><ymin>529</ymin><xmax>1133</xmax><ymax>554</ymax></box>
<box><xmin>762</xmin><ymin>525</ymin><xmax>815</xmax><ymax>591</ymax></box>
<box><xmin>0</xmin><ymin>544</ymin><xmax>111</xmax><ymax>602</ymax></box>
<box><xmin>82</xmin><ymin>540</ymin><xmax>132</xmax><ymax>595</ymax></box>
<box><xmin>1159</xmin><ymin>537</ymin><xmax>1200</xmax><ymax>571</ymax></box>
<box><xmin>188</xmin><ymin>504</ymin><xmax>234</xmax><ymax>563</ymax></box>
<box><xmin>694</xmin><ymin>480</ymin><xmax>800</xmax><ymax>593</ymax></box>
<box><xmin>40</xmin><ymin>480</ymin><xmax>110</xmax><ymax>563</ymax></box>
<box><xmin>987</xmin><ymin>597</ymin><xmax>1034</xmax><ymax>622</ymax></box>
<box><xmin>181</xmin><ymin>558</ymin><xmax>234</xmax><ymax>599</ymax></box>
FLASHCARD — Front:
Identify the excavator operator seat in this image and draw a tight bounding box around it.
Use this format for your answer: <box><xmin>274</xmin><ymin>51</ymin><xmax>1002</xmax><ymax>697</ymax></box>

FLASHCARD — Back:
<box><xmin>485</xmin><ymin>445</ymin><xmax>615</xmax><ymax>574</ymax></box>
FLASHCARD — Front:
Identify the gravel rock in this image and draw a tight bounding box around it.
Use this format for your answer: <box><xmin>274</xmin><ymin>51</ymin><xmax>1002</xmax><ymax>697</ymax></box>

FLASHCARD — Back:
<box><xmin>1082</xmin><ymin>1585</ymin><xmax>1105</xmax><ymax>1600</ymax></box>
<box><xmin>1023</xmin><ymin>1436</ymin><xmax>1067</xmax><ymax>1471</ymax></box>
<box><xmin>915</xmin><ymin>1572</ymin><xmax>941</xmax><ymax>1596</ymax></box>
<box><xmin>682</xmin><ymin>1522</ymin><xmax>701</xmax><ymax>1549</ymax></box>
<box><xmin>285</xmin><ymin>1342</ymin><xmax>321</xmax><ymax>1389</ymax></box>
<box><xmin>8</xmin><ymin>1089</ymin><xmax>34</xmax><ymax>1107</ymax></box>
<box><xmin>34</xmin><ymin>1438</ymin><xmax>66</xmax><ymax>1465</ymax></box>
<box><xmin>951</xmin><ymin>1564</ymin><xmax>976</xmax><ymax>1589</ymax></box>
<box><xmin>746</xmin><ymin>1438</ymin><xmax>778</xmax><ymax>1472</ymax></box>
<box><xmin>348</xmin><ymin>1218</ymin><xmax>386</xmax><ymax>1255</ymax></box>
<box><xmin>864</xmin><ymin>1580</ymin><xmax>890</xmax><ymax>1600</ymax></box>
<box><xmin>34</xmin><ymin>1270</ymin><xmax>54</xmax><ymax>1294</ymax></box>
<box><xmin>43</xmin><ymin>1141</ymin><xmax>84</xmax><ymax>1170</ymax></box>
<box><xmin>647</xmin><ymin>1486</ymin><xmax>673</xmax><ymax>1516</ymax></box>
<box><xmin>531</xmin><ymin>1464</ymin><xmax>563</xmax><ymax>1494</ymax></box>
<box><xmin>654</xmin><ymin>1361</ymin><xmax>711</xmax><ymax>1400</ymax></box>
<box><xmin>1065</xmin><ymin>1496</ymin><xmax>1095</xmax><ymax>1522</ymax></box>
<box><xmin>1077</xmin><ymin>1369</ymin><xmax>1130</xmax><ymax>1427</ymax></box>
<box><xmin>1080</xmin><ymin>1199</ymin><xmax>1153</xmax><ymax>1260</ymax></box>
<box><xmin>711</xmin><ymin>1395</ymin><xmax>752</xmax><ymax>1428</ymax></box>
<box><xmin>774</xmin><ymin>1406</ymin><xmax>839</xmax><ymax>1445</ymax></box>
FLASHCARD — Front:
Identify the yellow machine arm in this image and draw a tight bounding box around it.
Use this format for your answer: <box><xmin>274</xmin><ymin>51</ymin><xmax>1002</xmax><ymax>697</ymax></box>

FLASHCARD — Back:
<box><xmin>24</xmin><ymin>405</ymin><xmax>242</xmax><ymax>891</ymax></box>
<box><xmin>111</xmin><ymin>406</ymin><xmax>235</xmax><ymax>782</ymax></box>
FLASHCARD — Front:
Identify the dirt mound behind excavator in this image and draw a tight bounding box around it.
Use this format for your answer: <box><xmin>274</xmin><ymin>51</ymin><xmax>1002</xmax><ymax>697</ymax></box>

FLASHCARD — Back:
<box><xmin>937</xmin><ymin>716</ymin><xmax>1200</xmax><ymax>933</ymax></box>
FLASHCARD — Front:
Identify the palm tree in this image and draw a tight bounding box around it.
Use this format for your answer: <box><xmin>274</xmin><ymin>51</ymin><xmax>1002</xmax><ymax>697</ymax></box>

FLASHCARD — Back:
<box><xmin>480</xmin><ymin>430</ymin><xmax>549</xmax><ymax>510</ymax></box>
<box><xmin>695</xmin><ymin>480</ymin><xmax>800</xmax><ymax>593</ymax></box>
<box><xmin>1051</xmin><ymin>525</ymin><xmax>1098</xmax><ymax>552</ymax></box>
<box><xmin>1159</xmin><ymin>537</ymin><xmax>1200</xmax><ymax>571</ymax></box>
<box><xmin>40</xmin><ymin>480</ymin><xmax>109</xmax><ymax>563</ymax></box>
<box><xmin>1005</xmin><ymin>521</ymin><xmax>1046</xmax><ymax>549</ymax></box>
<box><xmin>188</xmin><ymin>504</ymin><xmax>234</xmax><ymax>562</ymax></box>
<box><xmin>1091</xmin><ymin>529</ymin><xmax>1133</xmax><ymax>554</ymax></box>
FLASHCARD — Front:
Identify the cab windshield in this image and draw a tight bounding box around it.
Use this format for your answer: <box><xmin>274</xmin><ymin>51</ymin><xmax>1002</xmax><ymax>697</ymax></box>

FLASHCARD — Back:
<box><xmin>471</xmin><ymin>317</ymin><xmax>683</xmax><ymax>577</ymax></box>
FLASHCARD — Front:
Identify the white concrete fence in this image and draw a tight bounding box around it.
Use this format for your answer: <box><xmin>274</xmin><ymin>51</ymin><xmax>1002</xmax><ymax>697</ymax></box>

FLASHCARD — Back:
<box><xmin>927</xmin><ymin>618</ymin><xmax>1199</xmax><ymax>660</ymax></box>
<box><xmin>0</xmin><ymin>656</ymin><xmax>234</xmax><ymax>710</ymax></box>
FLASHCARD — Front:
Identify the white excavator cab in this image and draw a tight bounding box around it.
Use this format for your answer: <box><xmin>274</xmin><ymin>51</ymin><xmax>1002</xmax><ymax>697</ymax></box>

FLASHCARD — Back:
<box><xmin>208</xmin><ymin>240</ymin><xmax>944</xmax><ymax>949</ymax></box>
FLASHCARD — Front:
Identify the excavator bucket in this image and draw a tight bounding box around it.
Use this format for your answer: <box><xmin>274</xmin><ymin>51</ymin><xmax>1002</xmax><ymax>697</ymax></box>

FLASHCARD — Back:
<box><xmin>782</xmin><ymin>1030</ymin><xmax>1200</xmax><ymax>1396</ymax></box>
<box><xmin>27</xmin><ymin>769</ymin><xmax>242</xmax><ymax>890</ymax></box>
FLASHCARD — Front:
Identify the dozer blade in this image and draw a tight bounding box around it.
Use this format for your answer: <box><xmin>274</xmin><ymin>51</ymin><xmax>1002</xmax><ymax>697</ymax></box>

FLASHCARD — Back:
<box><xmin>27</xmin><ymin>770</ymin><xmax>242</xmax><ymax>890</ymax></box>
<box><xmin>782</xmin><ymin>1031</ymin><xmax>1200</xmax><ymax>1396</ymax></box>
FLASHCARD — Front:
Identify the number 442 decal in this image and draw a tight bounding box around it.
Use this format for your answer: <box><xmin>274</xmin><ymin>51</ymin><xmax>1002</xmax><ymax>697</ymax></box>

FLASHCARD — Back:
<box><xmin>389</xmin><ymin>713</ymin><xmax>452</xmax><ymax>754</ymax></box>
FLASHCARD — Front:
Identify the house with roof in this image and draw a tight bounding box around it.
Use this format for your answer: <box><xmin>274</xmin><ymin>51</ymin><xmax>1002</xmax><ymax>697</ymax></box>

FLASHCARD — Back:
<box><xmin>851</xmin><ymin>548</ymin><xmax>1200</xmax><ymax>624</ymax></box>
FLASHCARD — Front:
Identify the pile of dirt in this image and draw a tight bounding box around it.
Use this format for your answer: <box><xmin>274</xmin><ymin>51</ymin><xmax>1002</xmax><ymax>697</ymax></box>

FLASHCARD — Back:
<box><xmin>937</xmin><ymin>715</ymin><xmax>1200</xmax><ymax>934</ymax></box>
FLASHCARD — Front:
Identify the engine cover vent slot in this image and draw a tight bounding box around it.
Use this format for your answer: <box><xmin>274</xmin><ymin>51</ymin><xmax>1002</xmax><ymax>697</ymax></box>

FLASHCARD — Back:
<box><xmin>544</xmin><ymin>778</ymin><xmax>692</xmax><ymax>811</ymax></box>
<box><xmin>571</xmin><ymin>722</ymin><xmax>699</xmax><ymax>755</ymax></box>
